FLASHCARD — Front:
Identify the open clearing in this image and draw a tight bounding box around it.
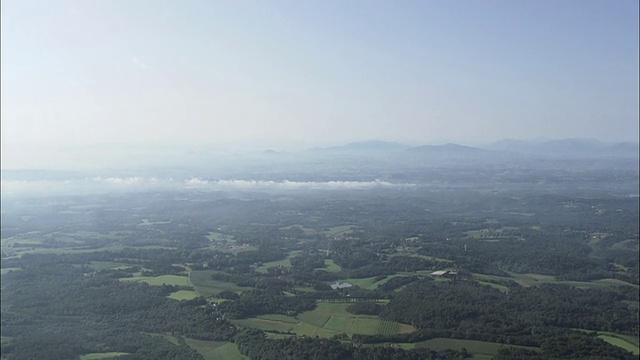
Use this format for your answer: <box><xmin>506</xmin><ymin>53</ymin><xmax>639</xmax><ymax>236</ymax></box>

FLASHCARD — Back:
<box><xmin>476</xmin><ymin>280</ymin><xmax>510</xmax><ymax>293</ymax></box>
<box><xmin>89</xmin><ymin>261</ymin><xmax>133</xmax><ymax>271</ymax></box>
<box><xmin>599</xmin><ymin>335</ymin><xmax>640</xmax><ymax>355</ymax></box>
<box><xmin>255</xmin><ymin>258</ymin><xmax>292</xmax><ymax>274</ymax></box>
<box><xmin>573</xmin><ymin>330</ymin><xmax>640</xmax><ymax>355</ymax></box>
<box><xmin>409</xmin><ymin>338</ymin><xmax>541</xmax><ymax>356</ymax></box>
<box><xmin>190</xmin><ymin>270</ymin><xmax>252</xmax><ymax>298</ymax></box>
<box><xmin>121</xmin><ymin>275</ymin><xmax>190</xmax><ymax>287</ymax></box>
<box><xmin>324</xmin><ymin>225</ymin><xmax>355</xmax><ymax>237</ymax></box>
<box><xmin>341</xmin><ymin>276</ymin><xmax>386</xmax><ymax>290</ymax></box>
<box><xmin>324</xmin><ymin>259</ymin><xmax>342</xmax><ymax>272</ymax></box>
<box><xmin>0</xmin><ymin>268</ymin><xmax>22</xmax><ymax>275</ymax></box>
<box><xmin>168</xmin><ymin>290</ymin><xmax>200</xmax><ymax>300</ymax></box>
<box><xmin>472</xmin><ymin>272</ymin><xmax>638</xmax><ymax>290</ymax></box>
<box><xmin>184</xmin><ymin>339</ymin><xmax>247</xmax><ymax>360</ymax></box>
<box><xmin>80</xmin><ymin>353</ymin><xmax>130</xmax><ymax>359</ymax></box>
<box><xmin>280</xmin><ymin>224</ymin><xmax>317</xmax><ymax>236</ymax></box>
<box><xmin>234</xmin><ymin>302</ymin><xmax>414</xmax><ymax>338</ymax></box>
<box><xmin>138</xmin><ymin>218</ymin><xmax>171</xmax><ymax>226</ymax></box>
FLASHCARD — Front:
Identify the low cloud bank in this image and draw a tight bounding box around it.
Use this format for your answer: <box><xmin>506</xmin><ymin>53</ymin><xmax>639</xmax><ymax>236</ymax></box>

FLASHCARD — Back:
<box><xmin>1</xmin><ymin>177</ymin><xmax>412</xmax><ymax>196</ymax></box>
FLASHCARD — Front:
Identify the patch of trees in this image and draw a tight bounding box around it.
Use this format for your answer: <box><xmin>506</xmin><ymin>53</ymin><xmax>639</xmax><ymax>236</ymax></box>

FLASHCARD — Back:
<box><xmin>378</xmin><ymin>279</ymin><xmax>639</xmax><ymax>346</ymax></box>
<box><xmin>0</xmin><ymin>260</ymin><xmax>237</xmax><ymax>359</ymax></box>
<box><xmin>217</xmin><ymin>289</ymin><xmax>316</xmax><ymax>318</ymax></box>
<box><xmin>346</xmin><ymin>302</ymin><xmax>383</xmax><ymax>315</ymax></box>
<box><xmin>290</xmin><ymin>251</ymin><xmax>325</xmax><ymax>271</ymax></box>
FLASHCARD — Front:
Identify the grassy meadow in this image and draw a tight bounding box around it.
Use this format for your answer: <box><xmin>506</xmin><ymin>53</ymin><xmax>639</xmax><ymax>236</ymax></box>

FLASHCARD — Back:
<box><xmin>233</xmin><ymin>302</ymin><xmax>414</xmax><ymax>338</ymax></box>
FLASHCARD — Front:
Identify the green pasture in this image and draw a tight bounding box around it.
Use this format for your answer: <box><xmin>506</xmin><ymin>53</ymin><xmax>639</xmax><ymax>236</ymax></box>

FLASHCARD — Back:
<box><xmin>266</xmin><ymin>333</ymin><xmax>296</xmax><ymax>339</ymax></box>
<box><xmin>280</xmin><ymin>224</ymin><xmax>317</xmax><ymax>235</ymax></box>
<box><xmin>599</xmin><ymin>335</ymin><xmax>640</xmax><ymax>355</ymax></box>
<box><xmin>394</xmin><ymin>253</ymin><xmax>453</xmax><ymax>263</ymax></box>
<box><xmin>138</xmin><ymin>218</ymin><xmax>171</xmax><ymax>226</ymax></box>
<box><xmin>121</xmin><ymin>275</ymin><xmax>190</xmax><ymax>287</ymax></box>
<box><xmin>324</xmin><ymin>225</ymin><xmax>355</xmax><ymax>237</ymax></box>
<box><xmin>232</xmin><ymin>318</ymin><xmax>298</xmax><ymax>333</ymax></box>
<box><xmin>590</xmin><ymin>278</ymin><xmax>638</xmax><ymax>288</ymax></box>
<box><xmin>235</xmin><ymin>302</ymin><xmax>414</xmax><ymax>338</ymax></box>
<box><xmin>184</xmin><ymin>339</ymin><xmax>247</xmax><ymax>360</ymax></box>
<box><xmin>476</xmin><ymin>280</ymin><xmax>510</xmax><ymax>293</ymax></box>
<box><xmin>410</xmin><ymin>338</ymin><xmax>541</xmax><ymax>356</ymax></box>
<box><xmin>168</xmin><ymin>290</ymin><xmax>200</xmax><ymax>300</ymax></box>
<box><xmin>324</xmin><ymin>316</ymin><xmax>348</xmax><ymax>332</ymax></box>
<box><xmin>5</xmin><ymin>244</ymin><xmax>174</xmax><ymax>257</ymax></box>
<box><xmin>190</xmin><ymin>270</ymin><xmax>252</xmax><ymax>298</ymax></box>
<box><xmin>324</xmin><ymin>259</ymin><xmax>342</xmax><ymax>272</ymax></box>
<box><xmin>348</xmin><ymin>274</ymin><xmax>423</xmax><ymax>289</ymax></box>
<box><xmin>257</xmin><ymin>314</ymin><xmax>300</xmax><ymax>323</ymax></box>
<box><xmin>342</xmin><ymin>276</ymin><xmax>386</xmax><ymax>290</ymax></box>
<box><xmin>574</xmin><ymin>329</ymin><xmax>639</xmax><ymax>355</ymax></box>
<box><xmin>80</xmin><ymin>353</ymin><xmax>130</xmax><ymax>360</ymax></box>
<box><xmin>255</xmin><ymin>258</ymin><xmax>292</xmax><ymax>274</ymax></box>
<box><xmin>0</xmin><ymin>267</ymin><xmax>21</xmax><ymax>275</ymax></box>
<box><xmin>89</xmin><ymin>261</ymin><xmax>133</xmax><ymax>271</ymax></box>
<box><xmin>472</xmin><ymin>272</ymin><xmax>637</xmax><ymax>290</ymax></box>
<box><xmin>206</xmin><ymin>232</ymin><xmax>235</xmax><ymax>242</ymax></box>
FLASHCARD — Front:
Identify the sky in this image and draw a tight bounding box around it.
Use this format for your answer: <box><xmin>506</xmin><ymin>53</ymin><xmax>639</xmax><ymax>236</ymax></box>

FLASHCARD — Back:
<box><xmin>1</xmin><ymin>0</ymin><xmax>639</xmax><ymax>168</ymax></box>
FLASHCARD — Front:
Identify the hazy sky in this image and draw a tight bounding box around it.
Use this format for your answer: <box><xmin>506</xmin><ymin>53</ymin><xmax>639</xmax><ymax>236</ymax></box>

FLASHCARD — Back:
<box><xmin>2</xmin><ymin>0</ymin><xmax>639</xmax><ymax>158</ymax></box>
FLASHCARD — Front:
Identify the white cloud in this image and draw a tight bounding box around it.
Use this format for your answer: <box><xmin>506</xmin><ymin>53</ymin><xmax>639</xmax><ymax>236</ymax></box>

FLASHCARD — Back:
<box><xmin>1</xmin><ymin>177</ymin><xmax>413</xmax><ymax>196</ymax></box>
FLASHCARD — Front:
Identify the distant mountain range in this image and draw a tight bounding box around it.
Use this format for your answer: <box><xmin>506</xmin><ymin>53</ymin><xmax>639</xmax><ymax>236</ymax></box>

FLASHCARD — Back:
<box><xmin>484</xmin><ymin>138</ymin><xmax>639</xmax><ymax>158</ymax></box>
<box><xmin>2</xmin><ymin>138</ymin><xmax>637</xmax><ymax>174</ymax></box>
<box><xmin>308</xmin><ymin>140</ymin><xmax>410</xmax><ymax>153</ymax></box>
<box><xmin>305</xmin><ymin>138</ymin><xmax>638</xmax><ymax>159</ymax></box>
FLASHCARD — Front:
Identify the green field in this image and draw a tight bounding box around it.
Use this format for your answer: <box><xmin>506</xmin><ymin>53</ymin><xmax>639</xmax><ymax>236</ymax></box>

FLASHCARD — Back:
<box><xmin>324</xmin><ymin>225</ymin><xmax>355</xmax><ymax>237</ymax></box>
<box><xmin>138</xmin><ymin>218</ymin><xmax>171</xmax><ymax>226</ymax></box>
<box><xmin>408</xmin><ymin>338</ymin><xmax>541</xmax><ymax>356</ymax></box>
<box><xmin>572</xmin><ymin>330</ymin><xmax>639</xmax><ymax>355</ymax></box>
<box><xmin>168</xmin><ymin>290</ymin><xmax>200</xmax><ymax>300</ymax></box>
<box><xmin>280</xmin><ymin>224</ymin><xmax>317</xmax><ymax>235</ymax></box>
<box><xmin>255</xmin><ymin>258</ymin><xmax>292</xmax><ymax>274</ymax></box>
<box><xmin>235</xmin><ymin>302</ymin><xmax>415</xmax><ymax>338</ymax></box>
<box><xmin>0</xmin><ymin>336</ymin><xmax>12</xmax><ymax>346</ymax></box>
<box><xmin>390</xmin><ymin>253</ymin><xmax>453</xmax><ymax>263</ymax></box>
<box><xmin>257</xmin><ymin>314</ymin><xmax>300</xmax><ymax>323</ymax></box>
<box><xmin>476</xmin><ymin>280</ymin><xmax>510</xmax><ymax>293</ymax></box>
<box><xmin>4</xmin><ymin>244</ymin><xmax>175</xmax><ymax>257</ymax></box>
<box><xmin>341</xmin><ymin>276</ymin><xmax>385</xmax><ymax>290</ymax></box>
<box><xmin>0</xmin><ymin>267</ymin><xmax>21</xmax><ymax>275</ymax></box>
<box><xmin>342</xmin><ymin>275</ymin><xmax>414</xmax><ymax>290</ymax></box>
<box><xmin>324</xmin><ymin>259</ymin><xmax>342</xmax><ymax>272</ymax></box>
<box><xmin>232</xmin><ymin>318</ymin><xmax>299</xmax><ymax>333</ymax></box>
<box><xmin>324</xmin><ymin>316</ymin><xmax>348</xmax><ymax>332</ymax></box>
<box><xmin>190</xmin><ymin>270</ymin><xmax>252</xmax><ymax>298</ymax></box>
<box><xmin>80</xmin><ymin>352</ymin><xmax>130</xmax><ymax>359</ymax></box>
<box><xmin>88</xmin><ymin>261</ymin><xmax>133</xmax><ymax>271</ymax></box>
<box><xmin>184</xmin><ymin>339</ymin><xmax>247</xmax><ymax>360</ymax></box>
<box><xmin>599</xmin><ymin>335</ymin><xmax>640</xmax><ymax>355</ymax></box>
<box><xmin>472</xmin><ymin>272</ymin><xmax>638</xmax><ymax>290</ymax></box>
<box><xmin>121</xmin><ymin>275</ymin><xmax>191</xmax><ymax>287</ymax></box>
